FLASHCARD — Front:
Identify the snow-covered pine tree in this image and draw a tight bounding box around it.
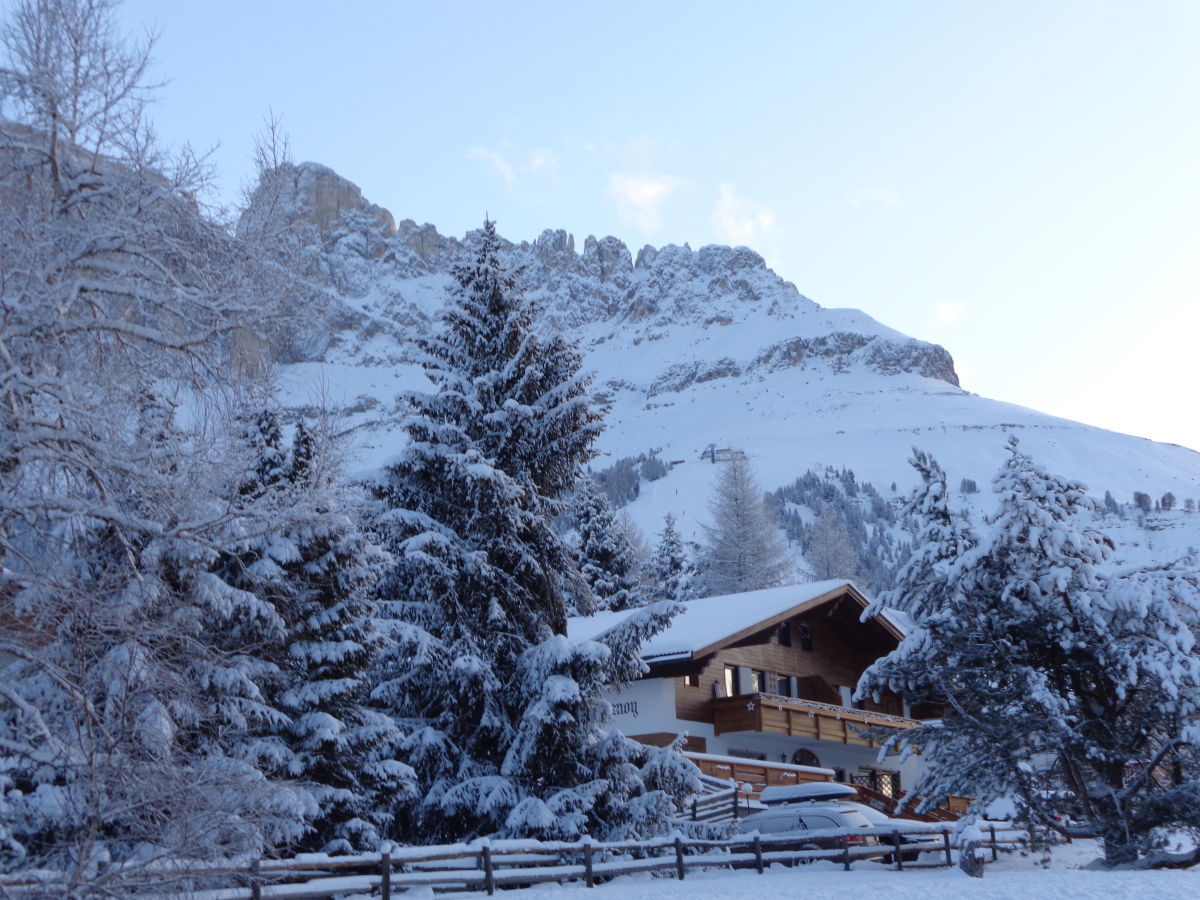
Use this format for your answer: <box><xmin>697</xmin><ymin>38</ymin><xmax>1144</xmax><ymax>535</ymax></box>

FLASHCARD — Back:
<box><xmin>206</xmin><ymin>411</ymin><xmax>417</xmax><ymax>855</ymax></box>
<box><xmin>859</xmin><ymin>448</ymin><xmax>976</xmax><ymax>623</ymax></box>
<box><xmin>501</xmin><ymin>600</ymin><xmax>700</xmax><ymax>841</ymax></box>
<box><xmin>372</xmin><ymin>219</ymin><xmax>638</xmax><ymax>842</ymax></box>
<box><xmin>568</xmin><ymin>477</ymin><xmax>642</xmax><ymax>614</ymax></box>
<box><xmin>275</xmin><ymin>422</ymin><xmax>415</xmax><ymax>853</ymax></box>
<box><xmin>857</xmin><ymin>440</ymin><xmax>1200</xmax><ymax>865</ymax></box>
<box><xmin>647</xmin><ymin>513</ymin><xmax>696</xmax><ymax>602</ymax></box>
<box><xmin>699</xmin><ymin>455</ymin><xmax>792</xmax><ymax>595</ymax></box>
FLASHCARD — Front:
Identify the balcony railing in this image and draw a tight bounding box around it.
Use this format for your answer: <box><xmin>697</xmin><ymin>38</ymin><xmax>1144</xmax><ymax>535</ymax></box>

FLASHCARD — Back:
<box><xmin>710</xmin><ymin>692</ymin><xmax>919</xmax><ymax>747</ymax></box>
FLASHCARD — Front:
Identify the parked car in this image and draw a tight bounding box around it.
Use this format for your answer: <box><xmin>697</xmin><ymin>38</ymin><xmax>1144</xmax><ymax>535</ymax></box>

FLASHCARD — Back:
<box><xmin>745</xmin><ymin>782</ymin><xmax>948</xmax><ymax>863</ymax></box>
<box><xmin>736</xmin><ymin>800</ymin><xmax>882</xmax><ymax>857</ymax></box>
<box><xmin>840</xmin><ymin>802</ymin><xmax>945</xmax><ymax>862</ymax></box>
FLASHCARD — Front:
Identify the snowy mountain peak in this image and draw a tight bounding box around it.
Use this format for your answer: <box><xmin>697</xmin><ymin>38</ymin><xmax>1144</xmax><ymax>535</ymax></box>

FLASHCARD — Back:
<box><xmin>244</xmin><ymin>160</ymin><xmax>958</xmax><ymax>393</ymax></box>
<box><xmin>260</xmin><ymin>162</ymin><xmax>1199</xmax><ymax>563</ymax></box>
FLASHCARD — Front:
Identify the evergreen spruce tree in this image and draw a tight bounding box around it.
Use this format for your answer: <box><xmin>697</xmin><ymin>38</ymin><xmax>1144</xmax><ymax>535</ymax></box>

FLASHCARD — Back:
<box><xmin>212</xmin><ymin>413</ymin><xmax>414</xmax><ymax>854</ymax></box>
<box><xmin>500</xmin><ymin>602</ymin><xmax>700</xmax><ymax>840</ymax></box>
<box><xmin>569</xmin><ymin>477</ymin><xmax>642</xmax><ymax>614</ymax></box>
<box><xmin>858</xmin><ymin>440</ymin><xmax>1200</xmax><ymax>864</ymax></box>
<box><xmin>276</xmin><ymin>423</ymin><xmax>414</xmax><ymax>853</ymax></box>
<box><xmin>373</xmin><ymin>221</ymin><xmax>687</xmax><ymax>843</ymax></box>
<box><xmin>647</xmin><ymin>513</ymin><xmax>696</xmax><ymax>602</ymax></box>
<box><xmin>860</xmin><ymin>448</ymin><xmax>977</xmax><ymax>623</ymax></box>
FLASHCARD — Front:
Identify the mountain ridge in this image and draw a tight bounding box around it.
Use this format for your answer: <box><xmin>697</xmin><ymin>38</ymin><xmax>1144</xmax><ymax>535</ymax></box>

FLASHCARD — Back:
<box><xmin>251</xmin><ymin>161</ymin><xmax>1200</xmax><ymax>571</ymax></box>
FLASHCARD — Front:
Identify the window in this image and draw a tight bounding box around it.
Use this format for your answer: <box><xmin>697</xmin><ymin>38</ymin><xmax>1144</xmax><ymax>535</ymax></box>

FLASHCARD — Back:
<box><xmin>799</xmin><ymin>815</ymin><xmax>837</xmax><ymax>830</ymax></box>
<box><xmin>777</xmin><ymin>622</ymin><xmax>792</xmax><ymax>647</ymax></box>
<box><xmin>776</xmin><ymin>674</ymin><xmax>793</xmax><ymax>697</ymax></box>
<box><xmin>797</xmin><ymin>623</ymin><xmax>814</xmax><ymax>652</ymax></box>
<box><xmin>724</xmin><ymin>665</ymin><xmax>738</xmax><ymax>697</ymax></box>
<box><xmin>791</xmin><ymin>748</ymin><xmax>821</xmax><ymax>767</ymax></box>
<box><xmin>750</xmin><ymin>669</ymin><xmax>766</xmax><ymax>692</ymax></box>
<box><xmin>684</xmin><ymin>672</ymin><xmax>700</xmax><ymax>687</ymax></box>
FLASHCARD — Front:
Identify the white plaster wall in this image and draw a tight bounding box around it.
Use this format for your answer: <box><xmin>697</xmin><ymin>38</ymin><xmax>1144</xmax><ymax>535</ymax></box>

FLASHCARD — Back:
<box><xmin>604</xmin><ymin>678</ymin><xmax>674</xmax><ymax>734</ymax></box>
<box><xmin>604</xmin><ymin>677</ymin><xmax>927</xmax><ymax>792</ymax></box>
<box><xmin>605</xmin><ymin>678</ymin><xmax>719</xmax><ymax>745</ymax></box>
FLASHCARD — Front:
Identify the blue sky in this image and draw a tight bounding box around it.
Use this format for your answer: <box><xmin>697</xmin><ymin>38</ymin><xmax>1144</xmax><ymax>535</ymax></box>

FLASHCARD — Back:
<box><xmin>104</xmin><ymin>0</ymin><xmax>1200</xmax><ymax>453</ymax></box>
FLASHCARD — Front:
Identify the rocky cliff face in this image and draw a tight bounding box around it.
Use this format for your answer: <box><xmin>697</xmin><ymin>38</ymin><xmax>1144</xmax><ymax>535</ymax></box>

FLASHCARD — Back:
<box><xmin>238</xmin><ymin>161</ymin><xmax>396</xmax><ymax>241</ymax></box>
<box><xmin>238</xmin><ymin>161</ymin><xmax>960</xmax><ymax>398</ymax></box>
<box><xmin>238</xmin><ymin>166</ymin><xmax>960</xmax><ymax>391</ymax></box>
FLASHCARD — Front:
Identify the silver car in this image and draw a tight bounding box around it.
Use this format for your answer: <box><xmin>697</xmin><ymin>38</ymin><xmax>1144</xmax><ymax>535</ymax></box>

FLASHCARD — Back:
<box><xmin>737</xmin><ymin>800</ymin><xmax>881</xmax><ymax>854</ymax></box>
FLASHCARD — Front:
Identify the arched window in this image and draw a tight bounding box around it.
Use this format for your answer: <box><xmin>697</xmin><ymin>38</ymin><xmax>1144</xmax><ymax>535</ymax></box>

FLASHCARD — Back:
<box><xmin>791</xmin><ymin>748</ymin><xmax>821</xmax><ymax>767</ymax></box>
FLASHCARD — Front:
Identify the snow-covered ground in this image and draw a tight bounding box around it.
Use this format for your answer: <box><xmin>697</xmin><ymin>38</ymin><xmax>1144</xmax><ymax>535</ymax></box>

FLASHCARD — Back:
<box><xmin>415</xmin><ymin>841</ymin><xmax>1198</xmax><ymax>900</ymax></box>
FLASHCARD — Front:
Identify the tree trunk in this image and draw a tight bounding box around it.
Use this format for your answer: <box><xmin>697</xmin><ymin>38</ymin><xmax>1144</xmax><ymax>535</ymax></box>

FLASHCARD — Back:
<box><xmin>1091</xmin><ymin>784</ymin><xmax>1138</xmax><ymax>866</ymax></box>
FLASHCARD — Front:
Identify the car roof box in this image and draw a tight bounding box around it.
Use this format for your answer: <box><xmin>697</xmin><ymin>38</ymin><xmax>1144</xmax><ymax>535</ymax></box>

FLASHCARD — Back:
<box><xmin>759</xmin><ymin>782</ymin><xmax>859</xmax><ymax>805</ymax></box>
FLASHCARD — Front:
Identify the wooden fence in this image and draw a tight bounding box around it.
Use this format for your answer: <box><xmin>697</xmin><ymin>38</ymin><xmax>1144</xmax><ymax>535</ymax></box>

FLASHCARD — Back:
<box><xmin>0</xmin><ymin>824</ymin><xmax>1027</xmax><ymax>899</ymax></box>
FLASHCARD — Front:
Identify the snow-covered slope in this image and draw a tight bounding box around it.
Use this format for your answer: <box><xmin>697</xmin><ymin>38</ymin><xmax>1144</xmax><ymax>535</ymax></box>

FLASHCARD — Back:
<box><xmin>258</xmin><ymin>163</ymin><xmax>1200</xmax><ymax>570</ymax></box>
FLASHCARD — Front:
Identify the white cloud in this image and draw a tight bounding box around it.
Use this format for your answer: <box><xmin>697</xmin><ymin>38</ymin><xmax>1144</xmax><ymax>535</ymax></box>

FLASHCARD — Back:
<box><xmin>526</xmin><ymin>148</ymin><xmax>558</xmax><ymax>173</ymax></box>
<box><xmin>846</xmin><ymin>186</ymin><xmax>907</xmax><ymax>211</ymax></box>
<box><xmin>467</xmin><ymin>147</ymin><xmax>516</xmax><ymax>184</ymax></box>
<box><xmin>607</xmin><ymin>173</ymin><xmax>684</xmax><ymax>233</ymax></box>
<box><xmin>715</xmin><ymin>183</ymin><xmax>776</xmax><ymax>246</ymax></box>
<box><xmin>467</xmin><ymin>145</ymin><xmax>559</xmax><ymax>184</ymax></box>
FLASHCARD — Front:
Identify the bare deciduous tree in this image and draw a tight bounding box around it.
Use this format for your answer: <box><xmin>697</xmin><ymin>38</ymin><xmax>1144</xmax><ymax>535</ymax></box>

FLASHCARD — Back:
<box><xmin>804</xmin><ymin>502</ymin><xmax>860</xmax><ymax>581</ymax></box>
<box><xmin>0</xmin><ymin>1</ymin><xmax>314</xmax><ymax>892</ymax></box>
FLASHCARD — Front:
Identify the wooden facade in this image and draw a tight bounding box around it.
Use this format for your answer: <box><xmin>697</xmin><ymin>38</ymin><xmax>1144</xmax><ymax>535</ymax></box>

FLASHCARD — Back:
<box><xmin>662</xmin><ymin>585</ymin><xmax>909</xmax><ymax>730</ymax></box>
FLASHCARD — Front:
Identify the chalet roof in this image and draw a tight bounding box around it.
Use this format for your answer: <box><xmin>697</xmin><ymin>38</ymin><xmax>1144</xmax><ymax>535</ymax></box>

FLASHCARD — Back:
<box><xmin>567</xmin><ymin>580</ymin><xmax>907</xmax><ymax>662</ymax></box>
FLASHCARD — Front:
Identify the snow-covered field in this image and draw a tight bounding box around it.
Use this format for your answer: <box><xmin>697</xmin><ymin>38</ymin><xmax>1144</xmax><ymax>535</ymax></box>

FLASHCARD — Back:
<box><xmin>429</xmin><ymin>842</ymin><xmax>1198</xmax><ymax>900</ymax></box>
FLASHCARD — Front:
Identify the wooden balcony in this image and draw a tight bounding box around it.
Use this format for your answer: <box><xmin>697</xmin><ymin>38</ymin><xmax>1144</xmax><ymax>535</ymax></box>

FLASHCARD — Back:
<box><xmin>711</xmin><ymin>692</ymin><xmax>919</xmax><ymax>748</ymax></box>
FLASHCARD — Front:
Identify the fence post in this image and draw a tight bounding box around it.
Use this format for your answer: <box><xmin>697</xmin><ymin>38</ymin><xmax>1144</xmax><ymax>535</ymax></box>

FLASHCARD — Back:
<box><xmin>674</xmin><ymin>835</ymin><xmax>685</xmax><ymax>880</ymax></box>
<box><xmin>753</xmin><ymin>834</ymin><xmax>763</xmax><ymax>874</ymax></box>
<box><xmin>892</xmin><ymin>831</ymin><xmax>903</xmax><ymax>870</ymax></box>
<box><xmin>381</xmin><ymin>851</ymin><xmax>391</xmax><ymax>900</ymax></box>
<box><xmin>989</xmin><ymin>825</ymin><xmax>998</xmax><ymax>862</ymax></box>
<box><xmin>481</xmin><ymin>843</ymin><xmax>495</xmax><ymax>896</ymax></box>
<box><xmin>942</xmin><ymin>830</ymin><xmax>952</xmax><ymax>867</ymax></box>
<box><xmin>691</xmin><ymin>797</ymin><xmax>698</xmax><ymax>821</ymax></box>
<box><xmin>584</xmin><ymin>839</ymin><xmax>595</xmax><ymax>888</ymax></box>
<box><xmin>250</xmin><ymin>858</ymin><xmax>261</xmax><ymax>900</ymax></box>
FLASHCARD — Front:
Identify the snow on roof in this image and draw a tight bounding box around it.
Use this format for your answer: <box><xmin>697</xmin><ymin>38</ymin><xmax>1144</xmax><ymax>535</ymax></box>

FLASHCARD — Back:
<box><xmin>568</xmin><ymin>580</ymin><xmax>897</xmax><ymax>661</ymax></box>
